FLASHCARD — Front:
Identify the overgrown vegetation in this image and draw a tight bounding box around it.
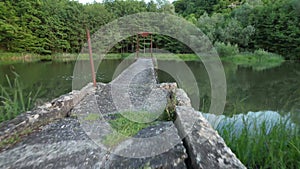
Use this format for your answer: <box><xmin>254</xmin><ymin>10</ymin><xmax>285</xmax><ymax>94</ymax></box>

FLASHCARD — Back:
<box><xmin>0</xmin><ymin>128</ymin><xmax>32</xmax><ymax>150</ymax></box>
<box><xmin>217</xmin><ymin>118</ymin><xmax>300</xmax><ymax>169</ymax></box>
<box><xmin>223</xmin><ymin>49</ymin><xmax>285</xmax><ymax>71</ymax></box>
<box><xmin>0</xmin><ymin>51</ymin><xmax>284</xmax><ymax>71</ymax></box>
<box><xmin>103</xmin><ymin>93</ymin><xmax>177</xmax><ymax>147</ymax></box>
<box><xmin>84</xmin><ymin>113</ymin><xmax>101</xmax><ymax>121</ymax></box>
<box><xmin>184</xmin><ymin>0</ymin><xmax>300</xmax><ymax>59</ymax></box>
<box><xmin>161</xmin><ymin>91</ymin><xmax>177</xmax><ymax>121</ymax></box>
<box><xmin>0</xmin><ymin>73</ymin><xmax>41</xmax><ymax>122</ymax></box>
<box><xmin>103</xmin><ymin>112</ymin><xmax>158</xmax><ymax>147</ymax></box>
<box><xmin>0</xmin><ymin>52</ymin><xmax>53</xmax><ymax>65</ymax></box>
<box><xmin>1</xmin><ymin>0</ymin><xmax>299</xmax><ymax>60</ymax></box>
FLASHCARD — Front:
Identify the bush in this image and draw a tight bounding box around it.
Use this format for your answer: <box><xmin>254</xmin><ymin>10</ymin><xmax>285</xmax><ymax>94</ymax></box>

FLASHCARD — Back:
<box><xmin>214</xmin><ymin>42</ymin><xmax>239</xmax><ymax>57</ymax></box>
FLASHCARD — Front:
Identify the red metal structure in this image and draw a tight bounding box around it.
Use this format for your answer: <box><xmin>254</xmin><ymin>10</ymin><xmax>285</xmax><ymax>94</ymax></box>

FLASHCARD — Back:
<box><xmin>136</xmin><ymin>32</ymin><xmax>153</xmax><ymax>58</ymax></box>
<box><xmin>87</xmin><ymin>31</ymin><xmax>155</xmax><ymax>87</ymax></box>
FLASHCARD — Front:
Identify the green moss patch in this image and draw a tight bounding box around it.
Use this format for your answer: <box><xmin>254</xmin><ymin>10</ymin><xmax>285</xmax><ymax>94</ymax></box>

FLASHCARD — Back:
<box><xmin>103</xmin><ymin>112</ymin><xmax>158</xmax><ymax>147</ymax></box>
<box><xmin>84</xmin><ymin>113</ymin><xmax>101</xmax><ymax>121</ymax></box>
<box><xmin>0</xmin><ymin>128</ymin><xmax>33</xmax><ymax>150</ymax></box>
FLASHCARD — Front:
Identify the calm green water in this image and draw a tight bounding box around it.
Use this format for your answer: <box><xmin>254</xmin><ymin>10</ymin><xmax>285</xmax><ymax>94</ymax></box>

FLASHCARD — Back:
<box><xmin>0</xmin><ymin>60</ymin><xmax>299</xmax><ymax>123</ymax></box>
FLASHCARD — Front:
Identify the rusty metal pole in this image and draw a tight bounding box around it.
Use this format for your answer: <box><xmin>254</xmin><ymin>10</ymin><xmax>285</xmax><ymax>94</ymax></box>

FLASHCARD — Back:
<box><xmin>136</xmin><ymin>33</ymin><xmax>139</xmax><ymax>59</ymax></box>
<box><xmin>86</xmin><ymin>29</ymin><xmax>97</xmax><ymax>87</ymax></box>
<box><xmin>150</xmin><ymin>34</ymin><xmax>153</xmax><ymax>57</ymax></box>
<box><xmin>144</xmin><ymin>37</ymin><xmax>145</xmax><ymax>54</ymax></box>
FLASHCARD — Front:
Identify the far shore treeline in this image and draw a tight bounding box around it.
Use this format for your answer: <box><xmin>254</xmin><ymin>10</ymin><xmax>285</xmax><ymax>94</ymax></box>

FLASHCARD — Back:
<box><xmin>0</xmin><ymin>0</ymin><xmax>299</xmax><ymax>60</ymax></box>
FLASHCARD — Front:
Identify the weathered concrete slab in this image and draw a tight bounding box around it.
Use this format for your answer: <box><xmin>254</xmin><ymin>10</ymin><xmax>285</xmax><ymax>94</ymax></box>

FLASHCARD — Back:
<box><xmin>70</xmin><ymin>60</ymin><xmax>188</xmax><ymax>168</ymax></box>
<box><xmin>72</xmin><ymin>84</ymin><xmax>187</xmax><ymax>169</ymax></box>
<box><xmin>96</xmin><ymin>59</ymin><xmax>167</xmax><ymax>115</ymax></box>
<box><xmin>173</xmin><ymin>87</ymin><xmax>246</xmax><ymax>168</ymax></box>
<box><xmin>175</xmin><ymin>106</ymin><xmax>246</xmax><ymax>169</ymax></box>
<box><xmin>175</xmin><ymin>88</ymin><xmax>192</xmax><ymax>107</ymax></box>
<box><xmin>0</xmin><ymin>83</ymin><xmax>95</xmax><ymax>149</ymax></box>
<box><xmin>111</xmin><ymin>58</ymin><xmax>157</xmax><ymax>86</ymax></box>
<box><xmin>105</xmin><ymin>122</ymin><xmax>187</xmax><ymax>169</ymax></box>
<box><xmin>0</xmin><ymin>118</ymin><xmax>106</xmax><ymax>169</ymax></box>
<box><xmin>108</xmin><ymin>59</ymin><xmax>161</xmax><ymax>114</ymax></box>
<box><xmin>72</xmin><ymin>91</ymin><xmax>112</xmax><ymax>149</ymax></box>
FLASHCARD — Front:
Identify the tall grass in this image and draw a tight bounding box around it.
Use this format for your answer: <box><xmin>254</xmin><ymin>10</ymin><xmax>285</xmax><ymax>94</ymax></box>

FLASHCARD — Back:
<box><xmin>224</xmin><ymin>49</ymin><xmax>284</xmax><ymax>71</ymax></box>
<box><xmin>0</xmin><ymin>72</ymin><xmax>41</xmax><ymax>123</ymax></box>
<box><xmin>217</xmin><ymin>117</ymin><xmax>300</xmax><ymax>169</ymax></box>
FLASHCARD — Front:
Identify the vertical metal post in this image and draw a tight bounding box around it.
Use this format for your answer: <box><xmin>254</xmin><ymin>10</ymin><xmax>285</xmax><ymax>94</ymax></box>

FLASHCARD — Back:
<box><xmin>150</xmin><ymin>34</ymin><xmax>153</xmax><ymax>57</ymax></box>
<box><xmin>144</xmin><ymin>37</ymin><xmax>145</xmax><ymax>54</ymax></box>
<box><xmin>87</xmin><ymin>29</ymin><xmax>97</xmax><ymax>87</ymax></box>
<box><xmin>136</xmin><ymin>34</ymin><xmax>139</xmax><ymax>59</ymax></box>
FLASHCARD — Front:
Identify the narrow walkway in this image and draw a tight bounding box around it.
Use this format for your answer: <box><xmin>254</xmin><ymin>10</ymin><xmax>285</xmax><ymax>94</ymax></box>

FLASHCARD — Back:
<box><xmin>0</xmin><ymin>59</ymin><xmax>183</xmax><ymax>168</ymax></box>
<box><xmin>95</xmin><ymin>58</ymin><xmax>165</xmax><ymax>115</ymax></box>
<box><xmin>0</xmin><ymin>59</ymin><xmax>246</xmax><ymax>169</ymax></box>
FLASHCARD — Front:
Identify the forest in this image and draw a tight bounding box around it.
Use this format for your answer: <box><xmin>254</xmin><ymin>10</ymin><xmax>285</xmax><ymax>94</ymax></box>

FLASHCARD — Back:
<box><xmin>1</xmin><ymin>1</ymin><xmax>300</xmax><ymax>168</ymax></box>
<box><xmin>0</xmin><ymin>0</ymin><xmax>299</xmax><ymax>59</ymax></box>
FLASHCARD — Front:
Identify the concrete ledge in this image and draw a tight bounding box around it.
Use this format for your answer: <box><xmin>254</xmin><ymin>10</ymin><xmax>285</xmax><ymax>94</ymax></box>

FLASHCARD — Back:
<box><xmin>175</xmin><ymin>88</ymin><xmax>191</xmax><ymax>107</ymax></box>
<box><xmin>0</xmin><ymin>83</ymin><xmax>96</xmax><ymax>144</ymax></box>
<box><xmin>173</xmin><ymin>86</ymin><xmax>246</xmax><ymax>169</ymax></box>
<box><xmin>1</xmin><ymin>78</ymin><xmax>246</xmax><ymax>168</ymax></box>
<box><xmin>175</xmin><ymin>106</ymin><xmax>246</xmax><ymax>169</ymax></box>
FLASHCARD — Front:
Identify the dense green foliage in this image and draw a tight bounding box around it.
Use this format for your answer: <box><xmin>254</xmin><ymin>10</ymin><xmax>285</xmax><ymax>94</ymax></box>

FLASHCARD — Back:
<box><xmin>0</xmin><ymin>0</ymin><xmax>299</xmax><ymax>59</ymax></box>
<box><xmin>0</xmin><ymin>0</ymin><xmax>176</xmax><ymax>54</ymax></box>
<box><xmin>0</xmin><ymin>0</ymin><xmax>111</xmax><ymax>54</ymax></box>
<box><xmin>176</xmin><ymin>0</ymin><xmax>300</xmax><ymax>59</ymax></box>
<box><xmin>232</xmin><ymin>0</ymin><xmax>300</xmax><ymax>59</ymax></box>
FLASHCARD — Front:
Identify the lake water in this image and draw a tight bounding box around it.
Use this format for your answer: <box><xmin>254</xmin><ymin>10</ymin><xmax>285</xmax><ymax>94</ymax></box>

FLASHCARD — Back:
<box><xmin>0</xmin><ymin>59</ymin><xmax>299</xmax><ymax>123</ymax></box>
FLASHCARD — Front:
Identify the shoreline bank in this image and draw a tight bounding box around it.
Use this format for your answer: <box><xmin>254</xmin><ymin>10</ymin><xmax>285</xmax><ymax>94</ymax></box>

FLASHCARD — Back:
<box><xmin>0</xmin><ymin>52</ymin><xmax>286</xmax><ymax>70</ymax></box>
